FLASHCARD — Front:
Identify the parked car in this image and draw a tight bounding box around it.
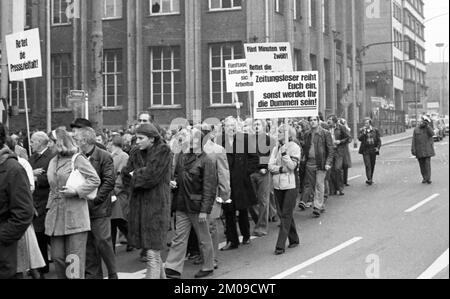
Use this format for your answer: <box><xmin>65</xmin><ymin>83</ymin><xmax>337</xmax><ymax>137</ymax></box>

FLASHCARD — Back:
<box><xmin>444</xmin><ymin>118</ymin><xmax>449</xmax><ymax>134</ymax></box>
<box><xmin>431</xmin><ymin>119</ymin><xmax>445</xmax><ymax>141</ymax></box>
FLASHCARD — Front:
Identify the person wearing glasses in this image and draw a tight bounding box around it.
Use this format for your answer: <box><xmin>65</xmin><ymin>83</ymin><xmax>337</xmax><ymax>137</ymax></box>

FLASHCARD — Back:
<box><xmin>299</xmin><ymin>116</ymin><xmax>334</xmax><ymax>218</ymax></box>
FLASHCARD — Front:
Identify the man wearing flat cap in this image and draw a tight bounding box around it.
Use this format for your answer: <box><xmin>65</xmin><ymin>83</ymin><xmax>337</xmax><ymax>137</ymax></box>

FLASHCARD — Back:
<box><xmin>412</xmin><ymin>115</ymin><xmax>435</xmax><ymax>184</ymax></box>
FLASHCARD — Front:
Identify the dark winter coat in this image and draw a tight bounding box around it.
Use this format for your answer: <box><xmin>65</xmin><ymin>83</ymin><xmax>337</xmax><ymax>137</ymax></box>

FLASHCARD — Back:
<box><xmin>330</xmin><ymin>124</ymin><xmax>352</xmax><ymax>157</ymax></box>
<box><xmin>412</xmin><ymin>125</ymin><xmax>435</xmax><ymax>159</ymax></box>
<box><xmin>87</xmin><ymin>146</ymin><xmax>116</xmax><ymax>219</ymax></box>
<box><xmin>0</xmin><ymin>147</ymin><xmax>34</xmax><ymax>279</ymax></box>
<box><xmin>221</xmin><ymin>133</ymin><xmax>258</xmax><ymax>211</ymax></box>
<box><xmin>302</xmin><ymin>127</ymin><xmax>335</xmax><ymax>171</ymax></box>
<box><xmin>122</xmin><ymin>140</ymin><xmax>172</xmax><ymax>251</ymax></box>
<box><xmin>358</xmin><ymin>127</ymin><xmax>382</xmax><ymax>155</ymax></box>
<box><xmin>29</xmin><ymin>148</ymin><xmax>55</xmax><ymax>233</ymax></box>
<box><xmin>173</xmin><ymin>152</ymin><xmax>218</xmax><ymax>214</ymax></box>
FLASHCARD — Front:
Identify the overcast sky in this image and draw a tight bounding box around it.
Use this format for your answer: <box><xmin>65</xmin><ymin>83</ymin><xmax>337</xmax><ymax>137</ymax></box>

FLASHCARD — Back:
<box><xmin>425</xmin><ymin>0</ymin><xmax>449</xmax><ymax>63</ymax></box>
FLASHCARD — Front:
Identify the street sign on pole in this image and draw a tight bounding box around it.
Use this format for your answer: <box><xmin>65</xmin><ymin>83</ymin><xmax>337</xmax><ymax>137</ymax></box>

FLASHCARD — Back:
<box><xmin>67</xmin><ymin>90</ymin><xmax>88</xmax><ymax>119</ymax></box>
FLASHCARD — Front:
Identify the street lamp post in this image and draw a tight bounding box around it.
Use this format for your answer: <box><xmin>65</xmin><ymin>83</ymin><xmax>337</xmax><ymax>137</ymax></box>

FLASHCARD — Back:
<box><xmin>436</xmin><ymin>43</ymin><xmax>449</xmax><ymax>117</ymax></box>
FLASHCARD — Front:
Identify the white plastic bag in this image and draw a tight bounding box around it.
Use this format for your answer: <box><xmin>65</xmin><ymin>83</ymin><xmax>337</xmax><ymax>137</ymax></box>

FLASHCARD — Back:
<box><xmin>66</xmin><ymin>153</ymin><xmax>98</xmax><ymax>200</ymax></box>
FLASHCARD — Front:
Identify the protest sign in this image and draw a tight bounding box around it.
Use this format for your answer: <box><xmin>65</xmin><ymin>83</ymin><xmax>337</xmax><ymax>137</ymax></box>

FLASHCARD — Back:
<box><xmin>244</xmin><ymin>42</ymin><xmax>293</xmax><ymax>75</ymax></box>
<box><xmin>5</xmin><ymin>28</ymin><xmax>42</xmax><ymax>81</ymax></box>
<box><xmin>253</xmin><ymin>71</ymin><xmax>319</xmax><ymax>119</ymax></box>
<box><xmin>225</xmin><ymin>59</ymin><xmax>254</xmax><ymax>92</ymax></box>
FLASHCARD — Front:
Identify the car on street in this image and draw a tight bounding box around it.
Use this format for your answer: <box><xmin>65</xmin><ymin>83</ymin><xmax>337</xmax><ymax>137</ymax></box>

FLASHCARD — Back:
<box><xmin>432</xmin><ymin>118</ymin><xmax>446</xmax><ymax>141</ymax></box>
<box><xmin>444</xmin><ymin>118</ymin><xmax>449</xmax><ymax>134</ymax></box>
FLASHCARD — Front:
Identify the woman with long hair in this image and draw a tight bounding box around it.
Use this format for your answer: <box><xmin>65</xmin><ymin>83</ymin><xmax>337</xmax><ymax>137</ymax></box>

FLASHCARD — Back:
<box><xmin>45</xmin><ymin>129</ymin><xmax>100</xmax><ymax>279</ymax></box>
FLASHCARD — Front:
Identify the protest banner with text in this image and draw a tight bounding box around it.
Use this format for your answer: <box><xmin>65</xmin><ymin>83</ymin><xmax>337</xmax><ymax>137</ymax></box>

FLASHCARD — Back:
<box><xmin>5</xmin><ymin>28</ymin><xmax>42</xmax><ymax>81</ymax></box>
<box><xmin>225</xmin><ymin>59</ymin><xmax>254</xmax><ymax>92</ymax></box>
<box><xmin>253</xmin><ymin>71</ymin><xmax>319</xmax><ymax>119</ymax></box>
<box><xmin>244</xmin><ymin>42</ymin><xmax>293</xmax><ymax>75</ymax></box>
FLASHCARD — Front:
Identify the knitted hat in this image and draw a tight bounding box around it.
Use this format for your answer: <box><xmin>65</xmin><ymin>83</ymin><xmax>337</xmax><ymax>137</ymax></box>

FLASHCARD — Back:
<box><xmin>136</xmin><ymin>123</ymin><xmax>160</xmax><ymax>139</ymax></box>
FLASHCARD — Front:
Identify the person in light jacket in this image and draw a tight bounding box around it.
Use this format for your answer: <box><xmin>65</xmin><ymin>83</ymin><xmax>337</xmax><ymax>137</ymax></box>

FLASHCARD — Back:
<box><xmin>45</xmin><ymin>129</ymin><xmax>101</xmax><ymax>279</ymax></box>
<box><xmin>269</xmin><ymin>124</ymin><xmax>301</xmax><ymax>255</ymax></box>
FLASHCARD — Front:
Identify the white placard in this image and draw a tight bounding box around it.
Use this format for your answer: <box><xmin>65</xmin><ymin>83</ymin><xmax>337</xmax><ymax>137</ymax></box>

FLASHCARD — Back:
<box><xmin>253</xmin><ymin>71</ymin><xmax>319</xmax><ymax>119</ymax></box>
<box><xmin>225</xmin><ymin>59</ymin><xmax>254</xmax><ymax>92</ymax></box>
<box><xmin>244</xmin><ymin>42</ymin><xmax>293</xmax><ymax>75</ymax></box>
<box><xmin>5</xmin><ymin>28</ymin><xmax>43</xmax><ymax>81</ymax></box>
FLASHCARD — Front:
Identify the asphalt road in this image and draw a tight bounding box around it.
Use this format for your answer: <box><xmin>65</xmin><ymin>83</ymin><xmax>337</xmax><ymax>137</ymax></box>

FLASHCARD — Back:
<box><xmin>44</xmin><ymin>136</ymin><xmax>449</xmax><ymax>279</ymax></box>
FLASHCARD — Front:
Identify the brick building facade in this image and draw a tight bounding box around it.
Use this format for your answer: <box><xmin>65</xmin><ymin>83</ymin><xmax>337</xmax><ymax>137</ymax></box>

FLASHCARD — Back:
<box><xmin>1</xmin><ymin>0</ymin><xmax>365</xmax><ymax>131</ymax></box>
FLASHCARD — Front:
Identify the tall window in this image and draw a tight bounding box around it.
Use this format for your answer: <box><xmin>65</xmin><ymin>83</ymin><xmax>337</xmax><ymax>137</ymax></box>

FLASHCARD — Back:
<box><xmin>394</xmin><ymin>29</ymin><xmax>403</xmax><ymax>51</ymax></box>
<box><xmin>275</xmin><ymin>0</ymin><xmax>284</xmax><ymax>14</ymax></box>
<box><xmin>52</xmin><ymin>54</ymin><xmax>72</xmax><ymax>109</ymax></box>
<box><xmin>103</xmin><ymin>50</ymin><xmax>123</xmax><ymax>108</ymax></box>
<box><xmin>25</xmin><ymin>0</ymin><xmax>33</xmax><ymax>29</ymax></box>
<box><xmin>309</xmin><ymin>0</ymin><xmax>317</xmax><ymax>28</ymax></box>
<box><xmin>9</xmin><ymin>82</ymin><xmax>31</xmax><ymax>110</ymax></box>
<box><xmin>294</xmin><ymin>49</ymin><xmax>302</xmax><ymax>71</ymax></box>
<box><xmin>394</xmin><ymin>58</ymin><xmax>403</xmax><ymax>78</ymax></box>
<box><xmin>150</xmin><ymin>46</ymin><xmax>182</xmax><ymax>107</ymax></box>
<box><xmin>210</xmin><ymin>43</ymin><xmax>244</xmax><ymax>105</ymax></box>
<box><xmin>104</xmin><ymin>0</ymin><xmax>123</xmax><ymax>19</ymax></box>
<box><xmin>52</xmin><ymin>0</ymin><xmax>69</xmax><ymax>25</ymax></box>
<box><xmin>323</xmin><ymin>0</ymin><xmax>329</xmax><ymax>33</ymax></box>
<box><xmin>294</xmin><ymin>0</ymin><xmax>301</xmax><ymax>21</ymax></box>
<box><xmin>150</xmin><ymin>0</ymin><xmax>180</xmax><ymax>15</ymax></box>
<box><xmin>209</xmin><ymin>0</ymin><xmax>242</xmax><ymax>10</ymax></box>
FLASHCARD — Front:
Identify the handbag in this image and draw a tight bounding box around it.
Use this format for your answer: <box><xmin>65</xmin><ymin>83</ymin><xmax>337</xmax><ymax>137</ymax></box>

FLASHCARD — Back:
<box><xmin>66</xmin><ymin>153</ymin><xmax>98</xmax><ymax>200</ymax></box>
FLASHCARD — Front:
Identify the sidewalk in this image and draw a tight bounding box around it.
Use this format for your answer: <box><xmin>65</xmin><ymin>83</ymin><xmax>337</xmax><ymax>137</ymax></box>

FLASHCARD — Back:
<box><xmin>350</xmin><ymin>128</ymin><xmax>414</xmax><ymax>152</ymax></box>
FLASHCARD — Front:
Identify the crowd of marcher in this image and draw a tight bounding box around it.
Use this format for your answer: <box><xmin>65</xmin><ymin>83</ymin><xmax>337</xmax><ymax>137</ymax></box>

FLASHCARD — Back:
<box><xmin>0</xmin><ymin>112</ymin><xmax>436</xmax><ymax>279</ymax></box>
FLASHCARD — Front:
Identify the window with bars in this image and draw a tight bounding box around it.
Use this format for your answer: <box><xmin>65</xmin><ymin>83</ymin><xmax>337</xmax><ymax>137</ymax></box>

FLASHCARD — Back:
<box><xmin>104</xmin><ymin>0</ymin><xmax>123</xmax><ymax>19</ymax></box>
<box><xmin>209</xmin><ymin>43</ymin><xmax>244</xmax><ymax>105</ymax></box>
<box><xmin>150</xmin><ymin>0</ymin><xmax>180</xmax><ymax>15</ymax></box>
<box><xmin>150</xmin><ymin>46</ymin><xmax>182</xmax><ymax>107</ymax></box>
<box><xmin>103</xmin><ymin>50</ymin><xmax>123</xmax><ymax>108</ymax></box>
<box><xmin>209</xmin><ymin>0</ymin><xmax>242</xmax><ymax>10</ymax></box>
<box><xmin>52</xmin><ymin>54</ymin><xmax>72</xmax><ymax>109</ymax></box>
<box><xmin>52</xmin><ymin>0</ymin><xmax>70</xmax><ymax>25</ymax></box>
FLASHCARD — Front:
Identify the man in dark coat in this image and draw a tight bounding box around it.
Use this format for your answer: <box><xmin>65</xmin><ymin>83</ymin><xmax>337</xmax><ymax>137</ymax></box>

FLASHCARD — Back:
<box><xmin>219</xmin><ymin>117</ymin><xmax>258</xmax><ymax>250</ymax></box>
<box><xmin>358</xmin><ymin>118</ymin><xmax>382</xmax><ymax>186</ymax></box>
<box><xmin>0</xmin><ymin>123</ymin><xmax>34</xmax><ymax>279</ymax></box>
<box><xmin>327</xmin><ymin>115</ymin><xmax>352</xmax><ymax>196</ymax></box>
<box><xmin>29</xmin><ymin>131</ymin><xmax>55</xmax><ymax>277</ymax></box>
<box><xmin>74</xmin><ymin>127</ymin><xmax>117</xmax><ymax>279</ymax></box>
<box><xmin>165</xmin><ymin>128</ymin><xmax>218</xmax><ymax>279</ymax></box>
<box><xmin>122</xmin><ymin>123</ymin><xmax>172</xmax><ymax>279</ymax></box>
<box><xmin>412</xmin><ymin>115</ymin><xmax>435</xmax><ymax>184</ymax></box>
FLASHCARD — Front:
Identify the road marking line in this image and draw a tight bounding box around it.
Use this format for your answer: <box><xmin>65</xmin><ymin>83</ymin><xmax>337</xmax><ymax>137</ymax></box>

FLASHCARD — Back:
<box><xmin>348</xmin><ymin>175</ymin><xmax>362</xmax><ymax>181</ymax></box>
<box><xmin>270</xmin><ymin>237</ymin><xmax>363</xmax><ymax>279</ymax></box>
<box><xmin>417</xmin><ymin>249</ymin><xmax>449</xmax><ymax>279</ymax></box>
<box><xmin>405</xmin><ymin>194</ymin><xmax>440</xmax><ymax>213</ymax></box>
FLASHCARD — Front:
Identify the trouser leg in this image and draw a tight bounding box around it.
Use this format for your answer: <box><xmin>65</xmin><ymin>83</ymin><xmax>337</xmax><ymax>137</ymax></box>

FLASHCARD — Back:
<box><xmin>314</xmin><ymin>170</ymin><xmax>327</xmax><ymax>210</ymax></box>
<box><xmin>238</xmin><ymin>209</ymin><xmax>250</xmax><ymax>240</ymax></box>
<box><xmin>146</xmin><ymin>250</ymin><xmax>165</xmax><ymax>279</ymax></box>
<box><xmin>165</xmin><ymin>212</ymin><xmax>192</xmax><ymax>274</ymax></box>
<box><xmin>363</xmin><ymin>154</ymin><xmax>372</xmax><ymax>181</ymax></box>
<box><xmin>189</xmin><ymin>214</ymin><xmax>214</xmax><ymax>272</ymax></box>
<box><xmin>35</xmin><ymin>232</ymin><xmax>50</xmax><ymax>273</ymax></box>
<box><xmin>275</xmin><ymin>189</ymin><xmax>300</xmax><ymax>250</ymax></box>
<box><xmin>252</xmin><ymin>173</ymin><xmax>271</xmax><ymax>235</ymax></box>
<box><xmin>224</xmin><ymin>206</ymin><xmax>239</xmax><ymax>245</ymax></box>
<box><xmin>65</xmin><ymin>232</ymin><xmax>88</xmax><ymax>279</ymax></box>
<box><xmin>334</xmin><ymin>154</ymin><xmax>344</xmax><ymax>192</ymax></box>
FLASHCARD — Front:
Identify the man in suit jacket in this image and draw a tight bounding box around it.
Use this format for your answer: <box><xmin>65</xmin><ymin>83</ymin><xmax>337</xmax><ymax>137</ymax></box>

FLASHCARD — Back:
<box><xmin>29</xmin><ymin>132</ymin><xmax>56</xmax><ymax>277</ymax></box>
<box><xmin>202</xmin><ymin>124</ymin><xmax>231</xmax><ymax>269</ymax></box>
